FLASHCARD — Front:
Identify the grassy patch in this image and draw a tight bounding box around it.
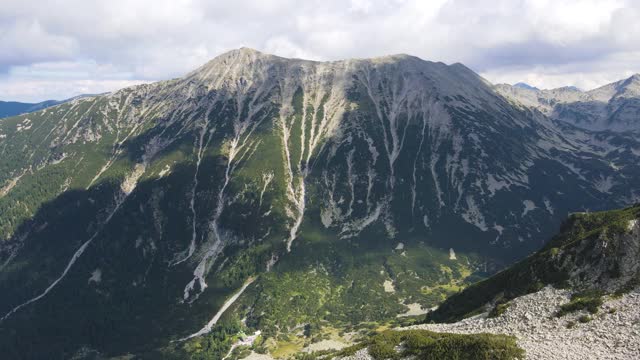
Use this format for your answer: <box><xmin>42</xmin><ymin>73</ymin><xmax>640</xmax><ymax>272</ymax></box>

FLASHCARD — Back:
<box><xmin>488</xmin><ymin>302</ymin><xmax>510</xmax><ymax>318</ymax></box>
<box><xmin>578</xmin><ymin>315</ymin><xmax>592</xmax><ymax>323</ymax></box>
<box><xmin>177</xmin><ymin>320</ymin><xmax>244</xmax><ymax>360</ymax></box>
<box><xmin>556</xmin><ymin>290</ymin><xmax>603</xmax><ymax>317</ymax></box>
<box><xmin>270</xmin><ymin>337</ymin><xmax>306</xmax><ymax>359</ymax></box>
<box><xmin>337</xmin><ymin>330</ymin><xmax>524</xmax><ymax>360</ymax></box>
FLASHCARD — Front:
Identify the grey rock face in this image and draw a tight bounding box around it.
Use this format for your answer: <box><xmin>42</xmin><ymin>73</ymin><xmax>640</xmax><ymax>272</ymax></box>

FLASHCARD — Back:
<box><xmin>495</xmin><ymin>74</ymin><xmax>640</xmax><ymax>132</ymax></box>
<box><xmin>410</xmin><ymin>287</ymin><xmax>640</xmax><ymax>360</ymax></box>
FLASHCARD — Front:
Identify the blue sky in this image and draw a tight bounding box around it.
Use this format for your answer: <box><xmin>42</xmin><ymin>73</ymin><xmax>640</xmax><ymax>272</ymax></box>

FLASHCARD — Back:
<box><xmin>1</xmin><ymin>0</ymin><xmax>639</xmax><ymax>102</ymax></box>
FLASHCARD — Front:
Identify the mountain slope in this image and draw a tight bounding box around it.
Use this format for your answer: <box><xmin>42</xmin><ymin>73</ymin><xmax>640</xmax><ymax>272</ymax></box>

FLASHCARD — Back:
<box><xmin>0</xmin><ymin>48</ymin><xmax>639</xmax><ymax>358</ymax></box>
<box><xmin>495</xmin><ymin>75</ymin><xmax>640</xmax><ymax>131</ymax></box>
<box><xmin>328</xmin><ymin>205</ymin><xmax>640</xmax><ymax>360</ymax></box>
<box><xmin>426</xmin><ymin>204</ymin><xmax>640</xmax><ymax>323</ymax></box>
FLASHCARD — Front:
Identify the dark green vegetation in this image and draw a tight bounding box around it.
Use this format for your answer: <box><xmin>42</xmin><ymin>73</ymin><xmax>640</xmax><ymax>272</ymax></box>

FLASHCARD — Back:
<box><xmin>566</xmin><ymin>321</ymin><xmax>576</xmax><ymax>329</ymax></box>
<box><xmin>335</xmin><ymin>330</ymin><xmax>524</xmax><ymax>360</ymax></box>
<box><xmin>150</xmin><ymin>316</ymin><xmax>276</xmax><ymax>360</ymax></box>
<box><xmin>426</xmin><ymin>204</ymin><xmax>640</xmax><ymax>323</ymax></box>
<box><xmin>1</xmin><ymin>49</ymin><xmax>640</xmax><ymax>358</ymax></box>
<box><xmin>163</xmin><ymin>321</ymin><xmax>244</xmax><ymax>360</ymax></box>
<box><xmin>240</xmin><ymin>240</ymin><xmax>478</xmax><ymax>339</ymax></box>
<box><xmin>555</xmin><ymin>290</ymin><xmax>604</xmax><ymax>317</ymax></box>
<box><xmin>578</xmin><ymin>315</ymin><xmax>592</xmax><ymax>323</ymax></box>
<box><xmin>488</xmin><ymin>301</ymin><xmax>511</xmax><ymax>318</ymax></box>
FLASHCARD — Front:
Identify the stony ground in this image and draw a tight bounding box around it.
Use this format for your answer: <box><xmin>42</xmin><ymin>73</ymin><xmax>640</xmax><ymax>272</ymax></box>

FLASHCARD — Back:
<box><xmin>339</xmin><ymin>286</ymin><xmax>640</xmax><ymax>360</ymax></box>
<box><xmin>403</xmin><ymin>286</ymin><xmax>640</xmax><ymax>360</ymax></box>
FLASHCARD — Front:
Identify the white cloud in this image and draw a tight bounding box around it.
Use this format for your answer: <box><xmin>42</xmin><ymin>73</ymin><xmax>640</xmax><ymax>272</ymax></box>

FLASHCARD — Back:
<box><xmin>0</xmin><ymin>19</ymin><xmax>76</xmax><ymax>68</ymax></box>
<box><xmin>0</xmin><ymin>0</ymin><xmax>639</xmax><ymax>101</ymax></box>
<box><xmin>482</xmin><ymin>50</ymin><xmax>640</xmax><ymax>90</ymax></box>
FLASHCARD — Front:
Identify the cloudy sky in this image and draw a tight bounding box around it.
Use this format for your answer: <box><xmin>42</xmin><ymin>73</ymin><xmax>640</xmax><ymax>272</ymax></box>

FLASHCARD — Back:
<box><xmin>1</xmin><ymin>0</ymin><xmax>639</xmax><ymax>102</ymax></box>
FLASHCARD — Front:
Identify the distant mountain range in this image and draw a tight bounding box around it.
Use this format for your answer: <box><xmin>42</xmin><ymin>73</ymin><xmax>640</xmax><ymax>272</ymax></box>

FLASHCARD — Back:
<box><xmin>0</xmin><ymin>94</ymin><xmax>103</xmax><ymax>119</ymax></box>
<box><xmin>496</xmin><ymin>74</ymin><xmax>640</xmax><ymax>131</ymax></box>
<box><xmin>513</xmin><ymin>82</ymin><xmax>540</xmax><ymax>91</ymax></box>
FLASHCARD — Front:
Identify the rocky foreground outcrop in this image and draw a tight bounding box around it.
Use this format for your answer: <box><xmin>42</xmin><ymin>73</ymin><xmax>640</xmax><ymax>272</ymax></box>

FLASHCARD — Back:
<box><xmin>408</xmin><ymin>287</ymin><xmax>640</xmax><ymax>360</ymax></box>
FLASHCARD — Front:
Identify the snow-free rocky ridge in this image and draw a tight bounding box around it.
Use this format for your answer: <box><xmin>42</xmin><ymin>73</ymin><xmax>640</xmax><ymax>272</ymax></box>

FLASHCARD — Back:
<box><xmin>0</xmin><ymin>48</ymin><xmax>639</xmax><ymax>358</ymax></box>
<box><xmin>495</xmin><ymin>74</ymin><xmax>640</xmax><ymax>132</ymax></box>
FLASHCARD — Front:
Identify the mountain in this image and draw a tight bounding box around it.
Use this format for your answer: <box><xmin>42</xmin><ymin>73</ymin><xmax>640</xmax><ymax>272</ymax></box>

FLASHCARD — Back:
<box><xmin>0</xmin><ymin>48</ymin><xmax>639</xmax><ymax>358</ymax></box>
<box><xmin>0</xmin><ymin>101</ymin><xmax>40</xmax><ymax>119</ymax></box>
<box><xmin>328</xmin><ymin>205</ymin><xmax>640</xmax><ymax>360</ymax></box>
<box><xmin>0</xmin><ymin>100</ymin><xmax>56</xmax><ymax>119</ymax></box>
<box><xmin>513</xmin><ymin>82</ymin><xmax>539</xmax><ymax>91</ymax></box>
<box><xmin>0</xmin><ymin>94</ymin><xmax>102</xmax><ymax>119</ymax></box>
<box><xmin>426</xmin><ymin>204</ymin><xmax>640</xmax><ymax>323</ymax></box>
<box><xmin>495</xmin><ymin>75</ymin><xmax>640</xmax><ymax>131</ymax></box>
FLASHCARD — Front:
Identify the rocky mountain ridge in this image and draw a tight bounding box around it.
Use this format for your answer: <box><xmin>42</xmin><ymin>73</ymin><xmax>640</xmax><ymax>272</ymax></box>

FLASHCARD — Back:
<box><xmin>495</xmin><ymin>74</ymin><xmax>640</xmax><ymax>131</ymax></box>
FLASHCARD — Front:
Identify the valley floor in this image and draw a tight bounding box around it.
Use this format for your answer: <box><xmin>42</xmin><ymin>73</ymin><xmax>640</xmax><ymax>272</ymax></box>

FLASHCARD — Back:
<box><xmin>401</xmin><ymin>286</ymin><xmax>640</xmax><ymax>360</ymax></box>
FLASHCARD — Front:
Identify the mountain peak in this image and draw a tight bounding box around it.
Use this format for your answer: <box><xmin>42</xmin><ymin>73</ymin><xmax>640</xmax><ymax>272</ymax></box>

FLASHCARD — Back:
<box><xmin>513</xmin><ymin>82</ymin><xmax>539</xmax><ymax>91</ymax></box>
<box><xmin>186</xmin><ymin>47</ymin><xmax>286</xmax><ymax>84</ymax></box>
<box><xmin>623</xmin><ymin>73</ymin><xmax>640</xmax><ymax>88</ymax></box>
<box><xmin>613</xmin><ymin>73</ymin><xmax>640</xmax><ymax>97</ymax></box>
<box><xmin>185</xmin><ymin>49</ymin><xmax>491</xmax><ymax>101</ymax></box>
<box><xmin>237</xmin><ymin>46</ymin><xmax>261</xmax><ymax>53</ymax></box>
<box><xmin>214</xmin><ymin>47</ymin><xmax>277</xmax><ymax>61</ymax></box>
<box><xmin>224</xmin><ymin>47</ymin><xmax>269</xmax><ymax>57</ymax></box>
